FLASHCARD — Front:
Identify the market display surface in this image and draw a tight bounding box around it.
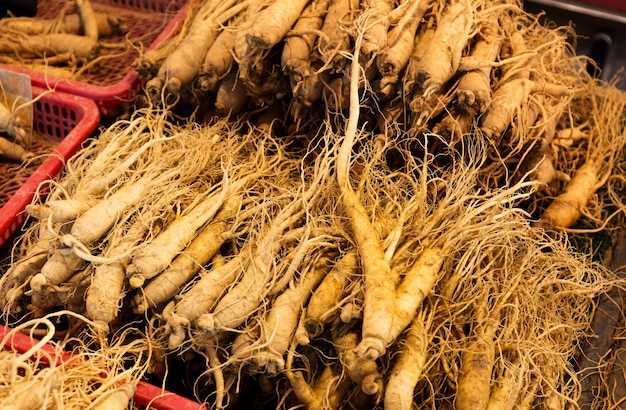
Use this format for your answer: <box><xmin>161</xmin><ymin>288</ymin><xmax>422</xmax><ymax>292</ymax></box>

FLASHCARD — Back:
<box><xmin>1</xmin><ymin>0</ymin><xmax>625</xmax><ymax>409</ymax></box>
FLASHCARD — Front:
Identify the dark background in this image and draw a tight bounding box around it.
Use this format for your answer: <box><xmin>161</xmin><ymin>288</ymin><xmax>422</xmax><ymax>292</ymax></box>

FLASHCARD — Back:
<box><xmin>525</xmin><ymin>0</ymin><xmax>626</xmax><ymax>88</ymax></box>
<box><xmin>1</xmin><ymin>0</ymin><xmax>38</xmax><ymax>17</ymax></box>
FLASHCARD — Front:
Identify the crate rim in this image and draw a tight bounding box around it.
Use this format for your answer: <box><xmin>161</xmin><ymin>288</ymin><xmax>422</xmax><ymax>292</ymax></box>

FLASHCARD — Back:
<box><xmin>0</xmin><ymin>86</ymin><xmax>100</xmax><ymax>248</ymax></box>
<box><xmin>0</xmin><ymin>323</ymin><xmax>207</xmax><ymax>410</ymax></box>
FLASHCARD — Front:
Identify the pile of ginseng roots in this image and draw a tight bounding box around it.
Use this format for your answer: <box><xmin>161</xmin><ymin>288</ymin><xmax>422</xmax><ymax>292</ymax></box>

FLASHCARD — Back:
<box><xmin>137</xmin><ymin>0</ymin><xmax>626</xmax><ymax>232</ymax></box>
<box><xmin>1</xmin><ymin>85</ymin><xmax>625</xmax><ymax>409</ymax></box>
<box><xmin>1</xmin><ymin>0</ymin><xmax>626</xmax><ymax>409</ymax></box>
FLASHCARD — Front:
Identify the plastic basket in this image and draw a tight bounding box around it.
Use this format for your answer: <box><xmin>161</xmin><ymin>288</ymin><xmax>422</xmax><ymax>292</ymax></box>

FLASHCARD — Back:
<box><xmin>0</xmin><ymin>86</ymin><xmax>100</xmax><ymax>248</ymax></box>
<box><xmin>0</xmin><ymin>0</ymin><xmax>188</xmax><ymax>116</ymax></box>
<box><xmin>0</xmin><ymin>323</ymin><xmax>206</xmax><ymax>410</ymax></box>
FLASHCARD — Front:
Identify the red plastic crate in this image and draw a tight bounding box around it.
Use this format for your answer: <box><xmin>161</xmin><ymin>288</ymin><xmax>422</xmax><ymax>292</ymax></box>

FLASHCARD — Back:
<box><xmin>0</xmin><ymin>324</ymin><xmax>206</xmax><ymax>410</ymax></box>
<box><xmin>0</xmin><ymin>0</ymin><xmax>188</xmax><ymax>116</ymax></box>
<box><xmin>0</xmin><ymin>86</ymin><xmax>100</xmax><ymax>248</ymax></box>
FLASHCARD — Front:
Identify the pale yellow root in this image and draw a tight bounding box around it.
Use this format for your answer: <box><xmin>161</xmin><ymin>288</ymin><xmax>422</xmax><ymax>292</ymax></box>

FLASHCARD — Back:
<box><xmin>214</xmin><ymin>72</ymin><xmax>249</xmax><ymax>116</ymax></box>
<box><xmin>248</xmin><ymin>252</ymin><xmax>330</xmax><ymax>374</ymax></box>
<box><xmin>360</xmin><ymin>0</ymin><xmax>394</xmax><ymax>57</ymax></box>
<box><xmin>205</xmin><ymin>344</ymin><xmax>226</xmax><ymax>410</ymax></box>
<box><xmin>0</xmin><ymin>136</ymin><xmax>33</xmax><ymax>162</ymax></box>
<box><xmin>164</xmin><ymin>253</ymin><xmax>247</xmax><ymax>349</ymax></box>
<box><xmin>542</xmin><ymin>371</ymin><xmax>565</xmax><ymax>410</ymax></box>
<box><xmin>1</xmin><ymin>13</ymin><xmax>126</xmax><ymax>37</ymax></box>
<box><xmin>0</xmin><ymin>100</ymin><xmax>28</xmax><ymax>143</ymax></box>
<box><xmin>554</xmin><ymin>122</ymin><xmax>589</xmax><ymax>144</ymax></box>
<box><xmin>241</xmin><ymin>0</ymin><xmax>311</xmax><ymax>50</ymax></box>
<box><xmin>409</xmin><ymin>85</ymin><xmax>454</xmax><ymax>127</ymax></box>
<box><xmin>28</xmin><ymin>268</ymin><xmax>91</xmax><ymax>316</ymax></box>
<box><xmin>520</xmin><ymin>141</ymin><xmax>560</xmax><ymax>189</ymax></box>
<box><xmin>85</xmin><ymin>262</ymin><xmax>126</xmax><ymax>333</ymax></box>
<box><xmin>127</xmin><ymin>183</ymin><xmax>230</xmax><ymax>289</ymax></box>
<box><xmin>375</xmin><ymin>0</ymin><xmax>432</xmax><ymax>100</ymax></box>
<box><xmin>29</xmin><ymin>245</ymin><xmax>84</xmax><ymax>292</ymax></box>
<box><xmin>69</xmin><ymin>175</ymin><xmax>153</xmax><ymax>244</ymax></box>
<box><xmin>479</xmin><ymin>31</ymin><xmax>534</xmax><ymax>139</ymax></box>
<box><xmin>456</xmin><ymin>26</ymin><xmax>503</xmax><ymax>114</ymax></box>
<box><xmin>411</xmin><ymin>1</ymin><xmax>473</xmax><ymax>96</ymax></box>
<box><xmin>0</xmin><ymin>222</ymin><xmax>58</xmax><ymax>309</ymax></box>
<box><xmin>0</xmin><ymin>363</ymin><xmax>57</xmax><ymax>409</ymax></box>
<box><xmin>341</xmin><ymin>158</ymin><xmax>394</xmax><ymax>363</ymax></box>
<box><xmin>431</xmin><ymin>103</ymin><xmax>475</xmax><ymax>140</ymax></box>
<box><xmin>202</xmin><ymin>153</ymin><xmax>330</xmax><ymax>334</ymax></box>
<box><xmin>332</xmin><ymin>323</ymin><xmax>384</xmax><ymax>397</ymax></box>
<box><xmin>281</xmin><ymin>0</ymin><xmax>329</xmax><ymax>75</ymax></box>
<box><xmin>303</xmin><ymin>249</ymin><xmax>358</xmax><ymax>339</ymax></box>
<box><xmin>387</xmin><ymin>247</ymin><xmax>444</xmax><ymax>346</ymax></box>
<box><xmin>74</xmin><ymin>131</ymin><xmax>185</xmax><ymax>198</ymax></box>
<box><xmin>376</xmin><ymin>0</ymin><xmax>430</xmax><ymax>78</ymax></box>
<box><xmin>198</xmin><ymin>28</ymin><xmax>237</xmax><ymax>92</ymax></box>
<box><xmin>0</xmin><ymin>312</ymin><xmax>150</xmax><ymax>408</ymax></box>
<box><xmin>286</xmin><ymin>364</ymin><xmax>351</xmax><ymax>410</ymax></box>
<box><xmin>318</xmin><ymin>0</ymin><xmax>359</xmax><ymax>72</ymax></box>
<box><xmin>384</xmin><ymin>312</ymin><xmax>431</xmax><ymax>410</ymax></box>
<box><xmin>281</xmin><ymin>0</ymin><xmax>329</xmax><ymax>115</ymax></box>
<box><xmin>133</xmin><ymin>196</ymin><xmax>240</xmax><ymax>313</ymax></box>
<box><xmin>480</xmin><ymin>76</ymin><xmax>534</xmax><ymax>139</ymax></box>
<box><xmin>157</xmin><ymin>18</ymin><xmax>218</xmax><ymax>96</ymax></box>
<box><xmin>202</xmin><ymin>221</ymin><xmax>303</xmax><ymax>332</ymax></box>
<box><xmin>0</xmin><ymin>33</ymin><xmax>99</xmax><ymax>60</ymax></box>
<box><xmin>486</xmin><ymin>360</ymin><xmax>524</xmax><ymax>410</ymax></box>
<box><xmin>455</xmin><ymin>309</ymin><xmax>498</xmax><ymax>410</ymax></box>
<box><xmin>91</xmin><ymin>382</ymin><xmax>136</xmax><ymax>410</ymax></box>
<box><xmin>402</xmin><ymin>20</ymin><xmax>435</xmax><ymax>96</ymax></box>
<box><xmin>148</xmin><ymin>0</ymin><xmax>245</xmax><ymax>97</ymax></box>
<box><xmin>336</xmin><ymin>28</ymin><xmax>394</xmax><ymax>362</ymax></box>
<box><xmin>74</xmin><ymin>0</ymin><xmax>99</xmax><ymax>41</ymax></box>
<box><xmin>516</xmin><ymin>379</ymin><xmax>540</xmax><ymax>410</ymax></box>
<box><xmin>84</xmin><ymin>191</ymin><xmax>175</xmax><ymax>332</ymax></box>
<box><xmin>26</xmin><ymin>198</ymin><xmax>99</xmax><ymax>223</ymax></box>
<box><xmin>535</xmin><ymin>160</ymin><xmax>598</xmax><ymax>230</ymax></box>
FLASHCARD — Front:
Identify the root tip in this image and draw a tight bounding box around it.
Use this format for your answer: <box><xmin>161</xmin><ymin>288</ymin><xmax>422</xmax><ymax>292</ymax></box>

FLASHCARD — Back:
<box><xmin>361</xmin><ymin>373</ymin><xmax>383</xmax><ymax>396</ymax></box>
<box><xmin>25</xmin><ymin>204</ymin><xmax>50</xmax><ymax>220</ymax></box>
<box><xmin>303</xmin><ymin>320</ymin><xmax>323</xmax><ymax>340</ymax></box>
<box><xmin>355</xmin><ymin>337</ymin><xmax>385</xmax><ymax>361</ymax></box>
<box><xmin>29</xmin><ymin>274</ymin><xmax>48</xmax><ymax>292</ymax></box>
<box><xmin>196</xmin><ymin>313</ymin><xmax>215</xmax><ymax>331</ymax></box>
<box><xmin>93</xmin><ymin>320</ymin><xmax>110</xmax><ymax>336</ymax></box>
<box><xmin>168</xmin><ymin>330</ymin><xmax>185</xmax><ymax>350</ymax></box>
<box><xmin>128</xmin><ymin>275</ymin><xmax>145</xmax><ymax>289</ymax></box>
